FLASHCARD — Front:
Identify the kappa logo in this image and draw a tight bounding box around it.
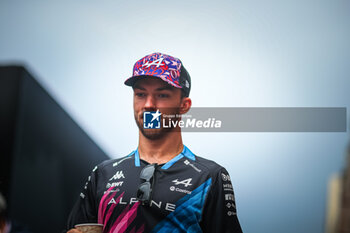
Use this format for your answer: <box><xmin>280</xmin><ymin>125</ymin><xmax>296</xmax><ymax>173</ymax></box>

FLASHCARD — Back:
<box><xmin>142</xmin><ymin>57</ymin><xmax>164</xmax><ymax>68</ymax></box>
<box><xmin>109</xmin><ymin>171</ymin><xmax>125</xmax><ymax>181</ymax></box>
<box><xmin>172</xmin><ymin>178</ymin><xmax>192</xmax><ymax>187</ymax></box>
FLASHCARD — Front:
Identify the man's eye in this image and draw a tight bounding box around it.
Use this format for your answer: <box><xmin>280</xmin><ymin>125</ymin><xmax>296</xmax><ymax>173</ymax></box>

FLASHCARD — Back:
<box><xmin>136</xmin><ymin>93</ymin><xmax>146</xmax><ymax>97</ymax></box>
<box><xmin>158</xmin><ymin>94</ymin><xmax>169</xmax><ymax>98</ymax></box>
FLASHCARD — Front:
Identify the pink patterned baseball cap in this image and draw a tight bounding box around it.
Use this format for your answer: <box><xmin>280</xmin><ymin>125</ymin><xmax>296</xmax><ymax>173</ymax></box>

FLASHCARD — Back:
<box><xmin>124</xmin><ymin>52</ymin><xmax>191</xmax><ymax>97</ymax></box>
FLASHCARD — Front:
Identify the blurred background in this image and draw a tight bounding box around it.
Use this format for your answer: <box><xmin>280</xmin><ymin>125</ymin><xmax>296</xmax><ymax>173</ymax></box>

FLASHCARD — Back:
<box><xmin>0</xmin><ymin>0</ymin><xmax>349</xmax><ymax>232</ymax></box>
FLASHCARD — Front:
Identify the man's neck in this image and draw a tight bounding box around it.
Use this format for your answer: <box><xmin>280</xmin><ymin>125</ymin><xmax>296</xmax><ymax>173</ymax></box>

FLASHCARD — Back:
<box><xmin>138</xmin><ymin>131</ymin><xmax>184</xmax><ymax>164</ymax></box>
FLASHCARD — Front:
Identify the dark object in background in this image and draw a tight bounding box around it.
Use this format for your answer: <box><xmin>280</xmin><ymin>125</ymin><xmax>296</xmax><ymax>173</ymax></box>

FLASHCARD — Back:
<box><xmin>0</xmin><ymin>66</ymin><xmax>109</xmax><ymax>233</ymax></box>
<box><xmin>1</xmin><ymin>192</ymin><xmax>33</xmax><ymax>233</ymax></box>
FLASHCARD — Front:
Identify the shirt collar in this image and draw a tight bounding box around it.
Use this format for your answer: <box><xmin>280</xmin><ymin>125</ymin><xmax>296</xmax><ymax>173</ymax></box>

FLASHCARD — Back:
<box><xmin>134</xmin><ymin>145</ymin><xmax>195</xmax><ymax>168</ymax></box>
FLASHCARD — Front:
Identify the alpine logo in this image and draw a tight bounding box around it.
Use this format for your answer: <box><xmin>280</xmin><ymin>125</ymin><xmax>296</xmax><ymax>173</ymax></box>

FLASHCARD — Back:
<box><xmin>172</xmin><ymin>178</ymin><xmax>192</xmax><ymax>187</ymax></box>
<box><xmin>142</xmin><ymin>57</ymin><xmax>164</xmax><ymax>68</ymax></box>
<box><xmin>107</xmin><ymin>196</ymin><xmax>176</xmax><ymax>212</ymax></box>
<box><xmin>109</xmin><ymin>171</ymin><xmax>125</xmax><ymax>181</ymax></box>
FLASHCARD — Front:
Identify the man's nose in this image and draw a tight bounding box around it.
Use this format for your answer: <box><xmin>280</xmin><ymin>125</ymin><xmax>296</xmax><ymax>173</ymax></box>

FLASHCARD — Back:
<box><xmin>144</xmin><ymin>95</ymin><xmax>156</xmax><ymax>110</ymax></box>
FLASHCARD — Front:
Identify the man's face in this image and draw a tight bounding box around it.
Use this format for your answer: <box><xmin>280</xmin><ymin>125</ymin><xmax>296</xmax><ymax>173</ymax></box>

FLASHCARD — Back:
<box><xmin>133</xmin><ymin>77</ymin><xmax>186</xmax><ymax>140</ymax></box>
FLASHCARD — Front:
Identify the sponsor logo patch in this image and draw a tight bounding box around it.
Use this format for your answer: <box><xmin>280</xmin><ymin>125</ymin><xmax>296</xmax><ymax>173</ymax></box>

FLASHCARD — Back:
<box><xmin>172</xmin><ymin>178</ymin><xmax>193</xmax><ymax>187</ymax></box>
<box><xmin>227</xmin><ymin>211</ymin><xmax>236</xmax><ymax>216</ymax></box>
<box><xmin>109</xmin><ymin>171</ymin><xmax>125</xmax><ymax>181</ymax></box>
<box><xmin>169</xmin><ymin>186</ymin><xmax>192</xmax><ymax>195</ymax></box>
<box><xmin>225</xmin><ymin>194</ymin><xmax>235</xmax><ymax>201</ymax></box>
<box><xmin>104</xmin><ymin>188</ymin><xmax>120</xmax><ymax>194</ymax></box>
<box><xmin>106</xmin><ymin>181</ymin><xmax>124</xmax><ymax>188</ymax></box>
<box><xmin>221</xmin><ymin>173</ymin><xmax>231</xmax><ymax>182</ymax></box>
<box><xmin>226</xmin><ymin>202</ymin><xmax>236</xmax><ymax>209</ymax></box>
<box><xmin>223</xmin><ymin>183</ymin><xmax>233</xmax><ymax>191</ymax></box>
<box><xmin>107</xmin><ymin>196</ymin><xmax>176</xmax><ymax>212</ymax></box>
<box><xmin>183</xmin><ymin>160</ymin><xmax>202</xmax><ymax>173</ymax></box>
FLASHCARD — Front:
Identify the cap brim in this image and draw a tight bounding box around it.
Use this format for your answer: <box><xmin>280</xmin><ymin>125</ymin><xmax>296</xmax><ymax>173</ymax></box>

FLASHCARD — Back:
<box><xmin>124</xmin><ymin>75</ymin><xmax>156</xmax><ymax>87</ymax></box>
<box><xmin>124</xmin><ymin>75</ymin><xmax>182</xmax><ymax>88</ymax></box>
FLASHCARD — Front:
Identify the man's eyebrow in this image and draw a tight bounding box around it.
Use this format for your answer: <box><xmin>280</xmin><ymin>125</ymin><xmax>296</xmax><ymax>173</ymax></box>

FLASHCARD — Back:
<box><xmin>156</xmin><ymin>86</ymin><xmax>176</xmax><ymax>91</ymax></box>
<box><xmin>132</xmin><ymin>85</ymin><xmax>175</xmax><ymax>91</ymax></box>
<box><xmin>133</xmin><ymin>85</ymin><xmax>146</xmax><ymax>90</ymax></box>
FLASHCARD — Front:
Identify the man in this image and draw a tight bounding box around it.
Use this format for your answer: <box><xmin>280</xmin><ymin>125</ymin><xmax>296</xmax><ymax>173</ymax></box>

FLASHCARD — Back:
<box><xmin>67</xmin><ymin>52</ymin><xmax>243</xmax><ymax>232</ymax></box>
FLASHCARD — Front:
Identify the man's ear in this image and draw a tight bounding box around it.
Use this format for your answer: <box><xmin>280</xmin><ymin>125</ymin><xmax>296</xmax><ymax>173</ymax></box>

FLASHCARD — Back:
<box><xmin>179</xmin><ymin>97</ymin><xmax>192</xmax><ymax>115</ymax></box>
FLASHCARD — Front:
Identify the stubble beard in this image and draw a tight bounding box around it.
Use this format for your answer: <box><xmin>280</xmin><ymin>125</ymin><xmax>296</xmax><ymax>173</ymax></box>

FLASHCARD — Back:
<box><xmin>134</xmin><ymin>108</ymin><xmax>181</xmax><ymax>140</ymax></box>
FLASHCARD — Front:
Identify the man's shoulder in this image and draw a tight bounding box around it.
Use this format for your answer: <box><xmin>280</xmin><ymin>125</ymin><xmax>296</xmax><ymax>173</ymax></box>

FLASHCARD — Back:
<box><xmin>192</xmin><ymin>154</ymin><xmax>226</xmax><ymax>176</ymax></box>
<box><xmin>183</xmin><ymin>145</ymin><xmax>224</xmax><ymax>173</ymax></box>
<box><xmin>95</xmin><ymin>151</ymin><xmax>136</xmax><ymax>171</ymax></box>
<box><xmin>192</xmin><ymin>155</ymin><xmax>234</xmax><ymax>192</ymax></box>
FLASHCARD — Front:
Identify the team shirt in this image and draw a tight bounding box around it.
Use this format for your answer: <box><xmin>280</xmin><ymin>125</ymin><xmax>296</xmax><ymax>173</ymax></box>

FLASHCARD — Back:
<box><xmin>67</xmin><ymin>145</ymin><xmax>242</xmax><ymax>232</ymax></box>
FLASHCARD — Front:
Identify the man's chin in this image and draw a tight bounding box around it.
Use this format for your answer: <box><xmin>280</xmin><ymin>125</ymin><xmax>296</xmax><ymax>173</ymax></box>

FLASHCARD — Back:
<box><xmin>135</xmin><ymin>116</ymin><xmax>179</xmax><ymax>140</ymax></box>
<box><xmin>139</xmin><ymin>128</ymin><xmax>166</xmax><ymax>139</ymax></box>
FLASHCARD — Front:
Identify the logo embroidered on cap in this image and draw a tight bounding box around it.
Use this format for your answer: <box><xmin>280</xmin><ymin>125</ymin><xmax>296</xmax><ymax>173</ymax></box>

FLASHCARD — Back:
<box><xmin>142</xmin><ymin>57</ymin><xmax>165</xmax><ymax>68</ymax></box>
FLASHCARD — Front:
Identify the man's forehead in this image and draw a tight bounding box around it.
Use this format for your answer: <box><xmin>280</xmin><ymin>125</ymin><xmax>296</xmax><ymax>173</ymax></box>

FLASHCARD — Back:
<box><xmin>133</xmin><ymin>77</ymin><xmax>176</xmax><ymax>90</ymax></box>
